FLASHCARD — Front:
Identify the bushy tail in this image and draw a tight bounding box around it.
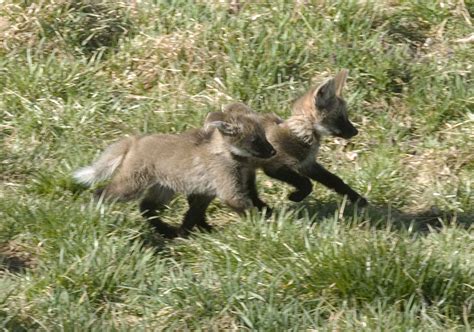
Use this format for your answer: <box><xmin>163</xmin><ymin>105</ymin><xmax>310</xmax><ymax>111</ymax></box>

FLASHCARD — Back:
<box><xmin>73</xmin><ymin>138</ymin><xmax>133</xmax><ymax>186</ymax></box>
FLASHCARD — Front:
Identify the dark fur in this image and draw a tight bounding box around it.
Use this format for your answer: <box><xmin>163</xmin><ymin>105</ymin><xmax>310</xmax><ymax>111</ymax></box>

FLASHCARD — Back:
<box><xmin>213</xmin><ymin>70</ymin><xmax>367</xmax><ymax>208</ymax></box>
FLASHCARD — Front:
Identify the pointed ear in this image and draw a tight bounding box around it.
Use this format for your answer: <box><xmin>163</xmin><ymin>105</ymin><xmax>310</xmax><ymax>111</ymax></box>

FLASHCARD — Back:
<box><xmin>205</xmin><ymin>111</ymin><xmax>226</xmax><ymax>124</ymax></box>
<box><xmin>314</xmin><ymin>77</ymin><xmax>336</xmax><ymax>110</ymax></box>
<box><xmin>205</xmin><ymin>120</ymin><xmax>241</xmax><ymax>136</ymax></box>
<box><xmin>334</xmin><ymin>69</ymin><xmax>349</xmax><ymax>96</ymax></box>
<box><xmin>204</xmin><ymin>112</ymin><xmax>226</xmax><ymax>132</ymax></box>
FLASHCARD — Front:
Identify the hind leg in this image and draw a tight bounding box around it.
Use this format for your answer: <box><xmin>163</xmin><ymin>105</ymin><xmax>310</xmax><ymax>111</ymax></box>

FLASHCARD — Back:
<box><xmin>139</xmin><ymin>183</ymin><xmax>174</xmax><ymax>218</ymax></box>
<box><xmin>139</xmin><ymin>184</ymin><xmax>177</xmax><ymax>238</ymax></box>
<box><xmin>95</xmin><ymin>178</ymin><xmax>144</xmax><ymax>202</ymax></box>
<box><xmin>178</xmin><ymin>194</ymin><xmax>214</xmax><ymax>237</ymax></box>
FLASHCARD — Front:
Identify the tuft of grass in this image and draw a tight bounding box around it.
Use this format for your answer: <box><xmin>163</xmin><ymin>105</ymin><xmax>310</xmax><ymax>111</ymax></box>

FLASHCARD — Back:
<box><xmin>1</xmin><ymin>0</ymin><xmax>135</xmax><ymax>57</ymax></box>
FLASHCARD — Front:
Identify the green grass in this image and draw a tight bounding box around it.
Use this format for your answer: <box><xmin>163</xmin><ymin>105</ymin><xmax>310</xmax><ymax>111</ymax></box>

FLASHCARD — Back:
<box><xmin>1</xmin><ymin>0</ymin><xmax>473</xmax><ymax>330</ymax></box>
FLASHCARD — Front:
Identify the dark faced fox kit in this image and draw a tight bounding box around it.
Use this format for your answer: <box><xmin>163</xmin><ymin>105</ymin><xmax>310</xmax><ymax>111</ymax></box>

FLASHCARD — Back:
<box><xmin>208</xmin><ymin>69</ymin><xmax>367</xmax><ymax>210</ymax></box>
<box><xmin>74</xmin><ymin>69</ymin><xmax>366</xmax><ymax>238</ymax></box>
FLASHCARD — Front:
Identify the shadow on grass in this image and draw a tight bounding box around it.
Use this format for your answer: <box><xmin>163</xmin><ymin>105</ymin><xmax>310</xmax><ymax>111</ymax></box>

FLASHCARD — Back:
<box><xmin>294</xmin><ymin>198</ymin><xmax>473</xmax><ymax>233</ymax></box>
<box><xmin>66</xmin><ymin>171</ymin><xmax>472</xmax><ymax>258</ymax></box>
<box><xmin>116</xmin><ymin>197</ymin><xmax>473</xmax><ymax>255</ymax></box>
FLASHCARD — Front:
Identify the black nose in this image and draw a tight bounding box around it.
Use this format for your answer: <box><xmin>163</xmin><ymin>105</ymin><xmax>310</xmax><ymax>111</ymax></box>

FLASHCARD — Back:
<box><xmin>257</xmin><ymin>146</ymin><xmax>276</xmax><ymax>159</ymax></box>
<box><xmin>341</xmin><ymin>126</ymin><xmax>358</xmax><ymax>139</ymax></box>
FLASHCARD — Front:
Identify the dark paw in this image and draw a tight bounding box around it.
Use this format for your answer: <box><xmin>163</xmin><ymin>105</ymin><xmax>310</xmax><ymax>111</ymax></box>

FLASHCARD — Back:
<box><xmin>197</xmin><ymin>222</ymin><xmax>214</xmax><ymax>233</ymax></box>
<box><xmin>253</xmin><ymin>200</ymin><xmax>272</xmax><ymax>218</ymax></box>
<box><xmin>263</xmin><ymin>206</ymin><xmax>273</xmax><ymax>219</ymax></box>
<box><xmin>176</xmin><ymin>227</ymin><xmax>191</xmax><ymax>238</ymax></box>
<box><xmin>353</xmin><ymin>196</ymin><xmax>368</xmax><ymax>208</ymax></box>
<box><xmin>161</xmin><ymin>229</ymin><xmax>179</xmax><ymax>239</ymax></box>
<box><xmin>162</xmin><ymin>228</ymin><xmax>180</xmax><ymax>239</ymax></box>
<box><xmin>93</xmin><ymin>188</ymin><xmax>104</xmax><ymax>200</ymax></box>
<box><xmin>288</xmin><ymin>190</ymin><xmax>309</xmax><ymax>202</ymax></box>
<box><xmin>149</xmin><ymin>220</ymin><xmax>179</xmax><ymax>239</ymax></box>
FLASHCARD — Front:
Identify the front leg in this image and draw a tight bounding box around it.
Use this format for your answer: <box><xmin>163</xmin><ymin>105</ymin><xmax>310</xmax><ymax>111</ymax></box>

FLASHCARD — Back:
<box><xmin>263</xmin><ymin>165</ymin><xmax>312</xmax><ymax>202</ymax></box>
<box><xmin>245</xmin><ymin>169</ymin><xmax>272</xmax><ymax>218</ymax></box>
<box><xmin>301</xmin><ymin>162</ymin><xmax>368</xmax><ymax>207</ymax></box>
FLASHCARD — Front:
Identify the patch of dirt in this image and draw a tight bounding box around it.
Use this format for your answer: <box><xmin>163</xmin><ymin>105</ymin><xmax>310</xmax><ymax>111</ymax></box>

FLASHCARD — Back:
<box><xmin>0</xmin><ymin>241</ymin><xmax>37</xmax><ymax>274</ymax></box>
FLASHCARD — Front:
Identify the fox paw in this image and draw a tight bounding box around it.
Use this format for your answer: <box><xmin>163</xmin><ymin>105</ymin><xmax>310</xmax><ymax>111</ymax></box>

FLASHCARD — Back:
<box><xmin>197</xmin><ymin>222</ymin><xmax>214</xmax><ymax>233</ymax></box>
<box><xmin>263</xmin><ymin>206</ymin><xmax>273</xmax><ymax>219</ymax></box>
<box><xmin>288</xmin><ymin>190</ymin><xmax>309</xmax><ymax>202</ymax></box>
<box><xmin>150</xmin><ymin>221</ymin><xmax>179</xmax><ymax>239</ymax></box>
<box><xmin>161</xmin><ymin>228</ymin><xmax>179</xmax><ymax>239</ymax></box>
<box><xmin>354</xmin><ymin>196</ymin><xmax>368</xmax><ymax>208</ymax></box>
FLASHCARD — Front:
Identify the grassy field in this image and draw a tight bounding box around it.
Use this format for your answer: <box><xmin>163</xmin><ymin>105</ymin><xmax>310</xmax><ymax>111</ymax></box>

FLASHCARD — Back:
<box><xmin>1</xmin><ymin>0</ymin><xmax>473</xmax><ymax>330</ymax></box>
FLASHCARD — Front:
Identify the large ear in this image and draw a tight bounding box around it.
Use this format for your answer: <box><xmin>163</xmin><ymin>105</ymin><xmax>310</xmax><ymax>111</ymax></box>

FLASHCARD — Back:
<box><xmin>204</xmin><ymin>112</ymin><xmax>226</xmax><ymax>132</ymax></box>
<box><xmin>334</xmin><ymin>69</ymin><xmax>349</xmax><ymax>96</ymax></box>
<box><xmin>314</xmin><ymin>77</ymin><xmax>336</xmax><ymax>110</ymax></box>
<box><xmin>204</xmin><ymin>111</ymin><xmax>226</xmax><ymax>124</ymax></box>
<box><xmin>223</xmin><ymin>102</ymin><xmax>253</xmax><ymax>115</ymax></box>
<box><xmin>205</xmin><ymin>120</ymin><xmax>241</xmax><ymax>136</ymax></box>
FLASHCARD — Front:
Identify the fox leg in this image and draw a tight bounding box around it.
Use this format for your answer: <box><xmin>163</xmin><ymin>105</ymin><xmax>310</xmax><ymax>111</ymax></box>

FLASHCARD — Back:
<box><xmin>139</xmin><ymin>183</ymin><xmax>177</xmax><ymax>238</ymax></box>
<box><xmin>245</xmin><ymin>170</ymin><xmax>272</xmax><ymax>217</ymax></box>
<box><xmin>95</xmin><ymin>179</ymin><xmax>144</xmax><ymax>202</ymax></box>
<box><xmin>263</xmin><ymin>166</ymin><xmax>312</xmax><ymax>202</ymax></box>
<box><xmin>95</xmin><ymin>167</ymin><xmax>152</xmax><ymax>202</ymax></box>
<box><xmin>301</xmin><ymin>162</ymin><xmax>368</xmax><ymax>207</ymax></box>
<box><xmin>214</xmin><ymin>177</ymin><xmax>256</xmax><ymax>217</ymax></box>
<box><xmin>217</xmin><ymin>191</ymin><xmax>253</xmax><ymax>216</ymax></box>
<box><xmin>179</xmin><ymin>194</ymin><xmax>214</xmax><ymax>237</ymax></box>
<box><xmin>223</xmin><ymin>197</ymin><xmax>253</xmax><ymax>215</ymax></box>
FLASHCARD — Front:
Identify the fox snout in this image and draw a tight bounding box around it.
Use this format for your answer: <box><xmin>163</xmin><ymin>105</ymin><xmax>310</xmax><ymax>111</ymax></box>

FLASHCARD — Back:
<box><xmin>256</xmin><ymin>143</ymin><xmax>276</xmax><ymax>159</ymax></box>
<box><xmin>338</xmin><ymin>124</ymin><xmax>358</xmax><ymax>139</ymax></box>
<box><xmin>267</xmin><ymin>146</ymin><xmax>277</xmax><ymax>158</ymax></box>
<box><xmin>329</xmin><ymin>117</ymin><xmax>359</xmax><ymax>139</ymax></box>
<box><xmin>253</xmin><ymin>138</ymin><xmax>276</xmax><ymax>159</ymax></box>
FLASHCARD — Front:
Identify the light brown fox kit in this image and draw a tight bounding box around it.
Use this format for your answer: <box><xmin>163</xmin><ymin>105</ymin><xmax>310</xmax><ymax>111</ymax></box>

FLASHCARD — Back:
<box><xmin>209</xmin><ymin>69</ymin><xmax>367</xmax><ymax>208</ymax></box>
<box><xmin>73</xmin><ymin>111</ymin><xmax>276</xmax><ymax>238</ymax></box>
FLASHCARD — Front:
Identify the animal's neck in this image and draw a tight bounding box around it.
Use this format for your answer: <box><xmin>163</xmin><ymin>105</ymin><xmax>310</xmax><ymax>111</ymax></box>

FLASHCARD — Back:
<box><xmin>230</xmin><ymin>153</ymin><xmax>250</xmax><ymax>164</ymax></box>
<box><xmin>284</xmin><ymin>115</ymin><xmax>321</xmax><ymax>146</ymax></box>
<box><xmin>209</xmin><ymin>131</ymin><xmax>231</xmax><ymax>155</ymax></box>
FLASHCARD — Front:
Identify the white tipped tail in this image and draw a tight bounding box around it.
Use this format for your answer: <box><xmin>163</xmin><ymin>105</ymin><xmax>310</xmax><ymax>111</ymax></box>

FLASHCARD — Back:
<box><xmin>73</xmin><ymin>166</ymin><xmax>99</xmax><ymax>186</ymax></box>
<box><xmin>73</xmin><ymin>156</ymin><xmax>122</xmax><ymax>185</ymax></box>
<box><xmin>72</xmin><ymin>138</ymin><xmax>132</xmax><ymax>186</ymax></box>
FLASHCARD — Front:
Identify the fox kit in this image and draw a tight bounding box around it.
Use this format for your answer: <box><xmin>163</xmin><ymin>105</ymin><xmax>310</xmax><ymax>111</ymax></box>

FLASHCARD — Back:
<box><xmin>73</xmin><ymin>111</ymin><xmax>276</xmax><ymax>238</ymax></box>
<box><xmin>209</xmin><ymin>69</ymin><xmax>367</xmax><ymax>208</ymax></box>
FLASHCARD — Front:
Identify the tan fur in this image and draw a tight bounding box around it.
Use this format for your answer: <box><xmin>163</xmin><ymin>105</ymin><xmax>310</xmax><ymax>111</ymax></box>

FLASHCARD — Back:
<box><xmin>245</xmin><ymin>120</ymin><xmax>318</xmax><ymax>181</ymax></box>
<box><xmin>214</xmin><ymin>69</ymin><xmax>367</xmax><ymax>206</ymax></box>
<box><xmin>276</xmin><ymin>70</ymin><xmax>354</xmax><ymax>168</ymax></box>
<box><xmin>101</xmin><ymin>131</ymin><xmax>249</xmax><ymax>209</ymax></box>
<box><xmin>334</xmin><ymin>69</ymin><xmax>349</xmax><ymax>96</ymax></box>
<box><xmin>291</xmin><ymin>68</ymin><xmax>349</xmax><ymax>130</ymax></box>
<box><xmin>291</xmin><ymin>85</ymin><xmax>319</xmax><ymax>120</ymax></box>
<box><xmin>74</xmin><ymin>112</ymin><xmax>275</xmax><ymax>216</ymax></box>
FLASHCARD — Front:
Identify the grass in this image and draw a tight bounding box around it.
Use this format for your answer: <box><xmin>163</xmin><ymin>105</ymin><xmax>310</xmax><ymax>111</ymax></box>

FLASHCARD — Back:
<box><xmin>1</xmin><ymin>0</ymin><xmax>473</xmax><ymax>330</ymax></box>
